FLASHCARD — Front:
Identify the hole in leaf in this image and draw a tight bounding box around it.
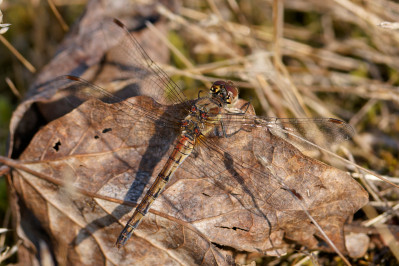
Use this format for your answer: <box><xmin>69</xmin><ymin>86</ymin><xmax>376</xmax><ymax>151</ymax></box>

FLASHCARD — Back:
<box><xmin>211</xmin><ymin>242</ymin><xmax>226</xmax><ymax>249</ymax></box>
<box><xmin>53</xmin><ymin>141</ymin><xmax>61</xmax><ymax>151</ymax></box>
<box><xmin>102</xmin><ymin>128</ymin><xmax>112</xmax><ymax>133</ymax></box>
<box><xmin>217</xmin><ymin>225</ymin><xmax>249</xmax><ymax>232</ymax></box>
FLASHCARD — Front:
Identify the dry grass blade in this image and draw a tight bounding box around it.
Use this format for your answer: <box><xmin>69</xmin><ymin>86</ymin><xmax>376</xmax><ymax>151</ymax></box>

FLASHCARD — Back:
<box><xmin>47</xmin><ymin>0</ymin><xmax>69</xmax><ymax>32</ymax></box>
<box><xmin>5</xmin><ymin>77</ymin><xmax>21</xmax><ymax>99</ymax></box>
<box><xmin>378</xmin><ymin>21</ymin><xmax>399</xmax><ymax>30</ymax></box>
<box><xmin>0</xmin><ymin>35</ymin><xmax>36</xmax><ymax>73</ymax></box>
<box><xmin>0</xmin><ymin>243</ymin><xmax>19</xmax><ymax>264</ymax></box>
<box><xmin>362</xmin><ymin>205</ymin><xmax>399</xmax><ymax>261</ymax></box>
<box><xmin>0</xmin><ymin>217</ymin><xmax>19</xmax><ymax>265</ymax></box>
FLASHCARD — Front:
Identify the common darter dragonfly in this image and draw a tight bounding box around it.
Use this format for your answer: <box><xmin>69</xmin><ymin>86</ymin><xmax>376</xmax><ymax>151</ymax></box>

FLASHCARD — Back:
<box><xmin>54</xmin><ymin>18</ymin><xmax>355</xmax><ymax>249</ymax></box>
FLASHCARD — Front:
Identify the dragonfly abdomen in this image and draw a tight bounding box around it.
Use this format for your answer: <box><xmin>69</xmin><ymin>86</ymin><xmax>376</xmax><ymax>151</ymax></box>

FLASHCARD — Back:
<box><xmin>116</xmin><ymin>134</ymin><xmax>195</xmax><ymax>248</ymax></box>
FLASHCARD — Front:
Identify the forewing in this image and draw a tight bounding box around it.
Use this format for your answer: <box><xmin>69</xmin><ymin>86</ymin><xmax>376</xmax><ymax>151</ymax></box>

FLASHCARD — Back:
<box><xmin>214</xmin><ymin>112</ymin><xmax>355</xmax><ymax>153</ymax></box>
<box><xmin>258</xmin><ymin>117</ymin><xmax>355</xmax><ymax>149</ymax></box>
<box><xmin>103</xmin><ymin>19</ymin><xmax>190</xmax><ymax>106</ymax></box>
<box><xmin>42</xmin><ymin>75</ymin><xmax>187</xmax><ymax>132</ymax></box>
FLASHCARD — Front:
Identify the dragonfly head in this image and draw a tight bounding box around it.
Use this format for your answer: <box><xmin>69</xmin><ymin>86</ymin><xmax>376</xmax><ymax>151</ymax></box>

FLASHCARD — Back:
<box><xmin>210</xmin><ymin>80</ymin><xmax>239</xmax><ymax>105</ymax></box>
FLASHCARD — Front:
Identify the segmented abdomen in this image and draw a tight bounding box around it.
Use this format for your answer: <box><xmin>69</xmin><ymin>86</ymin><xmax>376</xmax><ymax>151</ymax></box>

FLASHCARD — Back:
<box><xmin>116</xmin><ymin>134</ymin><xmax>195</xmax><ymax>248</ymax></box>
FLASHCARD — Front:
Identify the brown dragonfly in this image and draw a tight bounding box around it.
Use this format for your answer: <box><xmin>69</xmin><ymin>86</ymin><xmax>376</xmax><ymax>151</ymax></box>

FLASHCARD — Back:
<box><xmin>54</xmin><ymin>18</ymin><xmax>354</xmax><ymax>249</ymax></box>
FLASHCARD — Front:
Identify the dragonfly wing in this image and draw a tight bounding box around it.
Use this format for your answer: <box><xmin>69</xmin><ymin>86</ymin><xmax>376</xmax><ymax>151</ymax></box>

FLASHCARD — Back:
<box><xmin>42</xmin><ymin>76</ymin><xmax>187</xmax><ymax>132</ymax></box>
<box><xmin>33</xmin><ymin>18</ymin><xmax>192</xmax><ymax>129</ymax></box>
<box><xmin>259</xmin><ymin>117</ymin><xmax>355</xmax><ymax>153</ymax></box>
<box><xmin>103</xmin><ymin>19</ymin><xmax>191</xmax><ymax>107</ymax></box>
<box><xmin>216</xmin><ymin>113</ymin><xmax>355</xmax><ymax>153</ymax></box>
<box><xmin>174</xmin><ymin>124</ymin><xmax>366</xmax><ymax>254</ymax></box>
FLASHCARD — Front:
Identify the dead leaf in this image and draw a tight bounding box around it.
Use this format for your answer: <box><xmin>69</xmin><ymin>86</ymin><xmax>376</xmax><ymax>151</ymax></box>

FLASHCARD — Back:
<box><xmin>9</xmin><ymin>90</ymin><xmax>368</xmax><ymax>264</ymax></box>
<box><xmin>6</xmin><ymin>0</ymin><xmax>369</xmax><ymax>265</ymax></box>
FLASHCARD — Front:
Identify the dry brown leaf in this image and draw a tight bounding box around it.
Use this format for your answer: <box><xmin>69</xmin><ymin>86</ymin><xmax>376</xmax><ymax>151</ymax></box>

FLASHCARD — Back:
<box><xmin>5</xmin><ymin>0</ymin><xmax>370</xmax><ymax>265</ymax></box>
<box><xmin>9</xmin><ymin>92</ymin><xmax>368</xmax><ymax>264</ymax></box>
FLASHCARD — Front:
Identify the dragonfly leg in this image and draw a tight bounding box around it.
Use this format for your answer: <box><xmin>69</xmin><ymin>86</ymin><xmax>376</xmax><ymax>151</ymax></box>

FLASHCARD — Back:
<box><xmin>219</xmin><ymin>103</ymin><xmax>253</xmax><ymax>138</ymax></box>
<box><xmin>197</xmin><ymin>90</ymin><xmax>204</xmax><ymax>99</ymax></box>
<box><xmin>219</xmin><ymin>120</ymin><xmax>249</xmax><ymax>138</ymax></box>
<box><xmin>240</xmin><ymin>101</ymin><xmax>251</xmax><ymax>113</ymax></box>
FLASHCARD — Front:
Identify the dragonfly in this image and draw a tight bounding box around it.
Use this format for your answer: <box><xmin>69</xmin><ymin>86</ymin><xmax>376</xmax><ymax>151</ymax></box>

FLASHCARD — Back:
<box><xmin>55</xmin><ymin>18</ymin><xmax>355</xmax><ymax>249</ymax></box>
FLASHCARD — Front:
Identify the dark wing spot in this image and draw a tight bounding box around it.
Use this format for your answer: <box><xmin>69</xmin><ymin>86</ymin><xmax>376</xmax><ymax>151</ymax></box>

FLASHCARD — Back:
<box><xmin>327</xmin><ymin>118</ymin><xmax>344</xmax><ymax>125</ymax></box>
<box><xmin>290</xmin><ymin>189</ymin><xmax>303</xmax><ymax>200</ymax></box>
<box><xmin>283</xmin><ymin>187</ymin><xmax>303</xmax><ymax>200</ymax></box>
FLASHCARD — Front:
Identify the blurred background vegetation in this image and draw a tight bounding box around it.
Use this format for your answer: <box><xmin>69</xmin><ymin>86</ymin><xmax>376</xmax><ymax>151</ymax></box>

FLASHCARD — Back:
<box><xmin>0</xmin><ymin>1</ymin><xmax>84</xmax><ymax>263</ymax></box>
<box><xmin>1</xmin><ymin>0</ymin><xmax>399</xmax><ymax>264</ymax></box>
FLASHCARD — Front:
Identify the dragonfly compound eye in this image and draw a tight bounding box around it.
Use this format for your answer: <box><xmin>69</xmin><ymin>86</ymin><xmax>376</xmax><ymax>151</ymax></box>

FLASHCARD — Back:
<box><xmin>224</xmin><ymin>82</ymin><xmax>238</xmax><ymax>104</ymax></box>
<box><xmin>211</xmin><ymin>80</ymin><xmax>225</xmax><ymax>94</ymax></box>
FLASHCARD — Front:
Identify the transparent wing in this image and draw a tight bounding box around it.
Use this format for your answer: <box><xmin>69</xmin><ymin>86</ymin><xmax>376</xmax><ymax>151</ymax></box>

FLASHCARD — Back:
<box><xmin>174</xmin><ymin>122</ymin><xmax>362</xmax><ymax>254</ymax></box>
<box><xmin>34</xmin><ymin>18</ymin><xmax>195</xmax><ymax>131</ymax></box>
<box><xmin>181</xmin><ymin>113</ymin><xmax>355</xmax><ymax>207</ymax></box>
<box><xmin>62</xmin><ymin>75</ymin><xmax>188</xmax><ymax>129</ymax></box>
<box><xmin>104</xmin><ymin>18</ymin><xmax>191</xmax><ymax>107</ymax></box>
<box><xmin>256</xmin><ymin>117</ymin><xmax>354</xmax><ymax>152</ymax></box>
<box><xmin>178</xmin><ymin>126</ymin><xmax>310</xmax><ymax>220</ymax></box>
<box><xmin>212</xmin><ymin>112</ymin><xmax>354</xmax><ymax>152</ymax></box>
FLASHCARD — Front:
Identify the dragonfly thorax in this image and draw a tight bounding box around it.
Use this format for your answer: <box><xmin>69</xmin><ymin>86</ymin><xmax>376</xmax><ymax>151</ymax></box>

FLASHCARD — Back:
<box><xmin>181</xmin><ymin>97</ymin><xmax>225</xmax><ymax>140</ymax></box>
<box><xmin>181</xmin><ymin>118</ymin><xmax>201</xmax><ymax>140</ymax></box>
